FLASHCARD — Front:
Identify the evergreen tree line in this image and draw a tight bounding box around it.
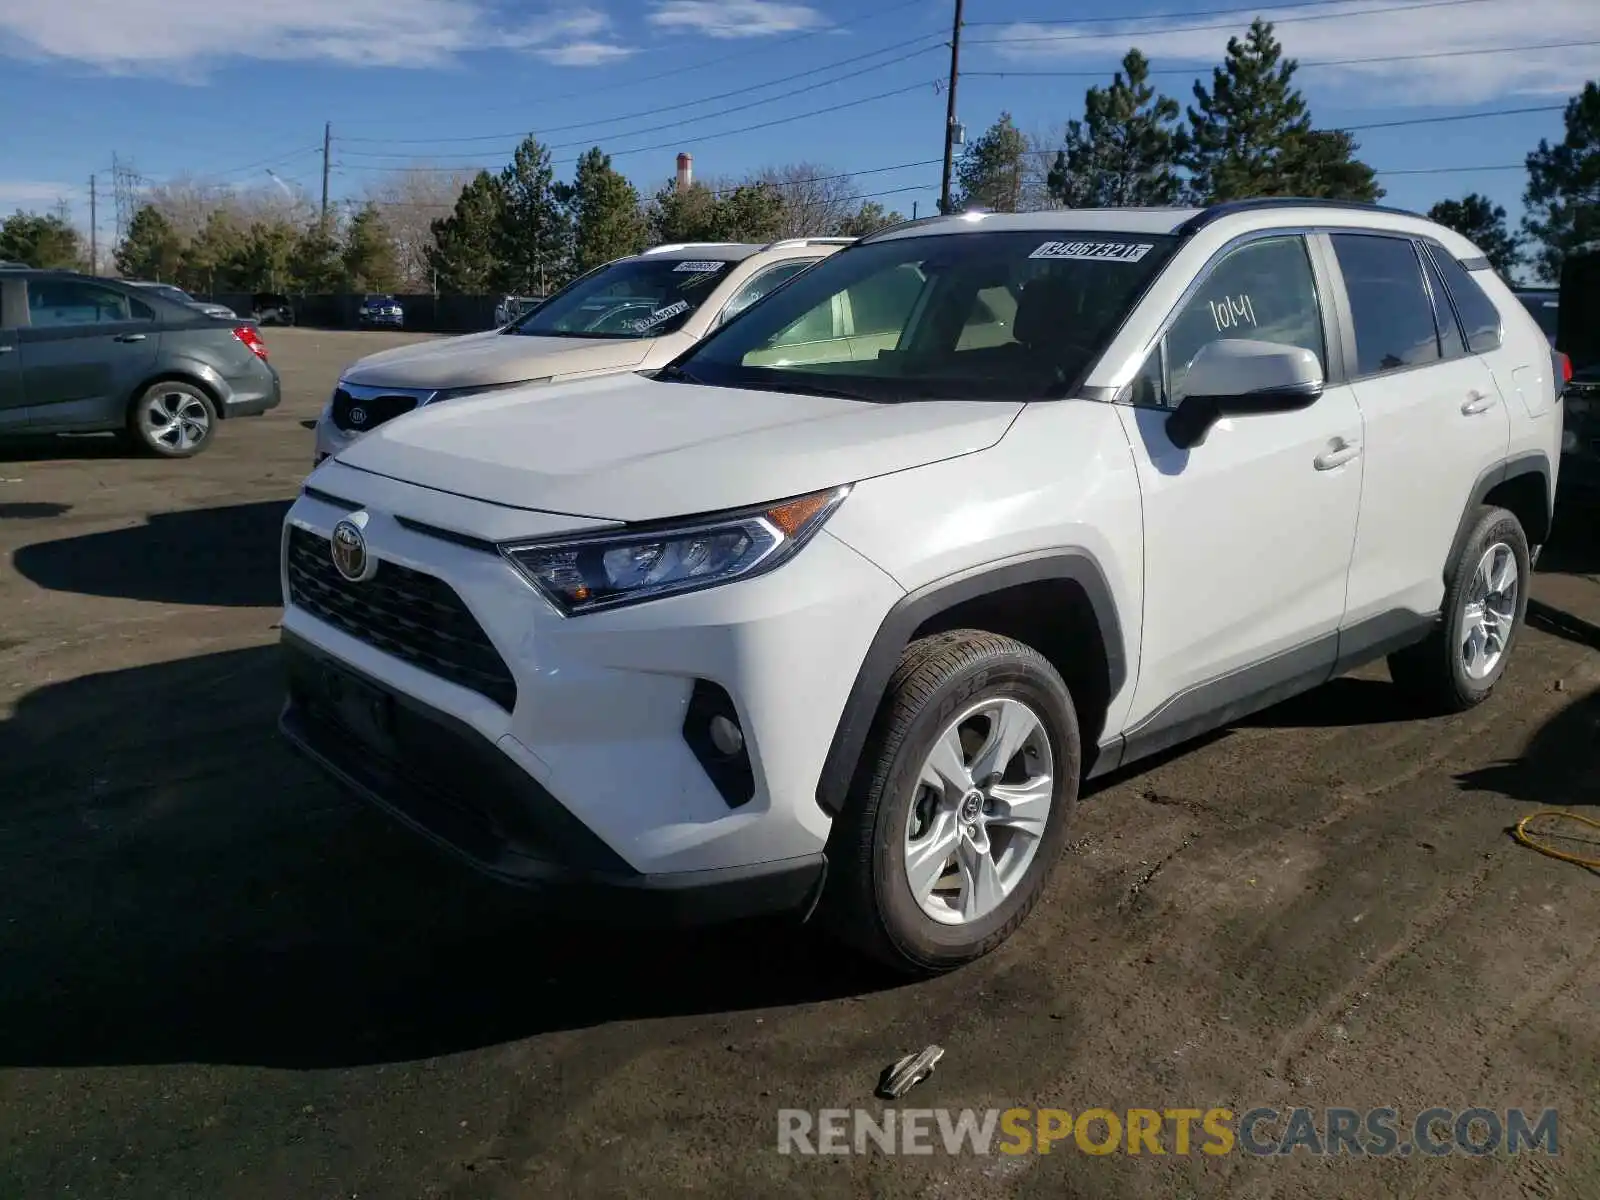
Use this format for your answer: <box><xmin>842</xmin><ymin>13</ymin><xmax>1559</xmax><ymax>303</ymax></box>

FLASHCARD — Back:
<box><xmin>3</xmin><ymin>18</ymin><xmax>1596</xmax><ymax>291</ymax></box>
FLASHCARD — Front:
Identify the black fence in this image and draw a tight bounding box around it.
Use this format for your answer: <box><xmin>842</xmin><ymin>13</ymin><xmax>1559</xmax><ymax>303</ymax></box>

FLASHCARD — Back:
<box><xmin>203</xmin><ymin>293</ymin><xmax>517</xmax><ymax>334</ymax></box>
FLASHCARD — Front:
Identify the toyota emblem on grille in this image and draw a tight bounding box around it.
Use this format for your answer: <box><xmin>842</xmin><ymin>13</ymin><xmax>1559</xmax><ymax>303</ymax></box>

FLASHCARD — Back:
<box><xmin>349</xmin><ymin>406</ymin><xmax>368</xmax><ymax>426</ymax></box>
<box><xmin>330</xmin><ymin>516</ymin><xmax>375</xmax><ymax>582</ymax></box>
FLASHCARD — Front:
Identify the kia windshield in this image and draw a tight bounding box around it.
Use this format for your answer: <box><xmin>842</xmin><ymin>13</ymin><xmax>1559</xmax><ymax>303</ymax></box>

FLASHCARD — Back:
<box><xmin>506</xmin><ymin>257</ymin><xmax>737</xmax><ymax>339</ymax></box>
<box><xmin>669</xmin><ymin>230</ymin><xmax>1178</xmax><ymax>401</ymax></box>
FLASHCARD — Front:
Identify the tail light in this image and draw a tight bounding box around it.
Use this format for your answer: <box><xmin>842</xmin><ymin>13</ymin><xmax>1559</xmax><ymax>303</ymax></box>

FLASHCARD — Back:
<box><xmin>233</xmin><ymin>325</ymin><xmax>268</xmax><ymax>360</ymax></box>
<box><xmin>1557</xmin><ymin>351</ymin><xmax>1572</xmax><ymax>384</ymax></box>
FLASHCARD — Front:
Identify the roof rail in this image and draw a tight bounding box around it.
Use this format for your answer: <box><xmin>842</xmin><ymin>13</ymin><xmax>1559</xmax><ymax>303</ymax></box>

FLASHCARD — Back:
<box><xmin>1174</xmin><ymin>196</ymin><xmax>1425</xmax><ymax>236</ymax></box>
<box><xmin>763</xmin><ymin>236</ymin><xmax>857</xmax><ymax>250</ymax></box>
<box><xmin>855</xmin><ymin>214</ymin><xmax>953</xmax><ymax>244</ymax></box>
<box><xmin>641</xmin><ymin>241</ymin><xmax>748</xmax><ymax>255</ymax></box>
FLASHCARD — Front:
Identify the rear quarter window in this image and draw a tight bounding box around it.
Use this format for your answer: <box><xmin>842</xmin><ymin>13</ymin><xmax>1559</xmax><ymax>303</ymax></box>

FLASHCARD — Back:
<box><xmin>1428</xmin><ymin>248</ymin><xmax>1503</xmax><ymax>353</ymax></box>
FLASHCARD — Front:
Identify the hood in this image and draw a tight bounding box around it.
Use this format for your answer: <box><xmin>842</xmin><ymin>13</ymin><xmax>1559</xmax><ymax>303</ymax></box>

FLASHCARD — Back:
<box><xmin>334</xmin><ymin>374</ymin><xmax>1023</xmax><ymax>521</ymax></box>
<box><xmin>341</xmin><ymin>330</ymin><xmax>652</xmax><ymax>390</ymax></box>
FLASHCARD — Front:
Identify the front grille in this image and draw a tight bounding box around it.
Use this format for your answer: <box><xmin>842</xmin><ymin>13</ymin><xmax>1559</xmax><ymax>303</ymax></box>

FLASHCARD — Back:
<box><xmin>331</xmin><ymin>387</ymin><xmax>421</xmax><ymax>433</ymax></box>
<box><xmin>285</xmin><ymin>526</ymin><xmax>517</xmax><ymax>711</ymax></box>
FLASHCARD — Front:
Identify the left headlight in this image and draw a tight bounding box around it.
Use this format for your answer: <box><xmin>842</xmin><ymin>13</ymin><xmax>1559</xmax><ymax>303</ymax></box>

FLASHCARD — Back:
<box><xmin>501</xmin><ymin>485</ymin><xmax>851</xmax><ymax>616</ymax></box>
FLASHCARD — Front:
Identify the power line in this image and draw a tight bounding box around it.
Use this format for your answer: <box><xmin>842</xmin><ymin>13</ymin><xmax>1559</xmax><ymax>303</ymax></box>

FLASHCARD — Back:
<box><xmin>339</xmin><ymin>43</ymin><xmax>946</xmax><ymax>160</ymax></box>
<box><xmin>335</xmin><ymin>0</ymin><xmax>934</xmax><ymax>132</ymax></box>
<box><xmin>343</xmin><ymin>34</ymin><xmax>946</xmax><ymax>149</ymax></box>
<box><xmin>965</xmin><ymin>0</ymin><xmax>1484</xmax><ymax>25</ymax></box>
<box><xmin>966</xmin><ymin>0</ymin><xmax>1496</xmax><ymax>46</ymax></box>
<box><xmin>337</xmin><ymin>79</ymin><xmax>940</xmax><ymax>175</ymax></box>
<box><xmin>966</xmin><ymin>41</ymin><xmax>1600</xmax><ymax>78</ymax></box>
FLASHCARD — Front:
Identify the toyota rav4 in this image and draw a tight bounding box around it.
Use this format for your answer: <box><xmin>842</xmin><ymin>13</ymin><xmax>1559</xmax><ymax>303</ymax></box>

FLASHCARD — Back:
<box><xmin>278</xmin><ymin>200</ymin><xmax>1562</xmax><ymax>976</ymax></box>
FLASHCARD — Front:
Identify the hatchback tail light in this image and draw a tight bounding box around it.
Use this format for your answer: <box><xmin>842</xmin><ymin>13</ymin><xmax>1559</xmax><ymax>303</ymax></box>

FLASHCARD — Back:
<box><xmin>1557</xmin><ymin>351</ymin><xmax>1572</xmax><ymax>383</ymax></box>
<box><xmin>233</xmin><ymin>325</ymin><xmax>268</xmax><ymax>360</ymax></box>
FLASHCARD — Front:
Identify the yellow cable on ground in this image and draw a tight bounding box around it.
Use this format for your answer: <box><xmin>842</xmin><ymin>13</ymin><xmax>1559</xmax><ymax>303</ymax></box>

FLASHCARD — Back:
<box><xmin>1512</xmin><ymin>809</ymin><xmax>1600</xmax><ymax>870</ymax></box>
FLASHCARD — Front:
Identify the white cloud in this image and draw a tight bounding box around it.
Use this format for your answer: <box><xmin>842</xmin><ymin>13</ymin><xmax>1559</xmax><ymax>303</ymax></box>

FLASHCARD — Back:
<box><xmin>0</xmin><ymin>1</ymin><xmax>633</xmax><ymax>74</ymax></box>
<box><xmin>0</xmin><ymin>181</ymin><xmax>78</xmax><ymax>210</ymax></box>
<box><xmin>647</xmin><ymin>0</ymin><xmax>829</xmax><ymax>40</ymax></box>
<box><xmin>983</xmin><ymin>0</ymin><xmax>1600</xmax><ymax>106</ymax></box>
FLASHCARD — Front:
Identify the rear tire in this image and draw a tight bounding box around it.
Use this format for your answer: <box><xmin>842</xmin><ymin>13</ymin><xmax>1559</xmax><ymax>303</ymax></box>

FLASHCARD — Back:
<box><xmin>820</xmin><ymin>630</ymin><xmax>1081</xmax><ymax>976</ymax></box>
<box><xmin>127</xmin><ymin>380</ymin><xmax>218</xmax><ymax>458</ymax></box>
<box><xmin>1388</xmin><ymin>505</ymin><xmax>1529</xmax><ymax>712</ymax></box>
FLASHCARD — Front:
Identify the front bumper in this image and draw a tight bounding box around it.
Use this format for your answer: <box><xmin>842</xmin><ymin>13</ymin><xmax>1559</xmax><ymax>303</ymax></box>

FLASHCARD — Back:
<box><xmin>280</xmin><ymin>632</ymin><xmax>826</xmax><ymax>923</ymax></box>
<box><xmin>277</xmin><ymin>469</ymin><xmax>903</xmax><ymax>893</ymax></box>
<box><xmin>360</xmin><ymin>312</ymin><xmax>405</xmax><ymax>327</ymax></box>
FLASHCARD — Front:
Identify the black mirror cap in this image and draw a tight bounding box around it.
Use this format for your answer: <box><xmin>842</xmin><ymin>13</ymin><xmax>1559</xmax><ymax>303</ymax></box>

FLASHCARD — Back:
<box><xmin>1165</xmin><ymin>381</ymin><xmax>1324</xmax><ymax>450</ymax></box>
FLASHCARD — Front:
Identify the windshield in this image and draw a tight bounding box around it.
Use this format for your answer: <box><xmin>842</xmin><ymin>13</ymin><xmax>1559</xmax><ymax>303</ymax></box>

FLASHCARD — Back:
<box><xmin>507</xmin><ymin>256</ymin><xmax>736</xmax><ymax>339</ymax></box>
<box><xmin>1516</xmin><ymin>292</ymin><xmax>1559</xmax><ymax>340</ymax></box>
<box><xmin>672</xmin><ymin>230</ymin><xmax>1178</xmax><ymax>401</ymax></box>
<box><xmin>148</xmin><ymin>284</ymin><xmax>193</xmax><ymax>303</ymax></box>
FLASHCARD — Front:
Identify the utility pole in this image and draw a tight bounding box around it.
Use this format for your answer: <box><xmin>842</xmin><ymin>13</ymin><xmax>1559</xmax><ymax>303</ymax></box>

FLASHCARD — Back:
<box><xmin>938</xmin><ymin>0</ymin><xmax>965</xmax><ymax>215</ymax></box>
<box><xmin>89</xmin><ymin>174</ymin><xmax>98</xmax><ymax>275</ymax></box>
<box><xmin>320</xmin><ymin>121</ymin><xmax>332</xmax><ymax>230</ymax></box>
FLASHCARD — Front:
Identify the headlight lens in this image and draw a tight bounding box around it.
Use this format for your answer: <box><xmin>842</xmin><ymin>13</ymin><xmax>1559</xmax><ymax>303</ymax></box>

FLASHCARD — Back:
<box><xmin>432</xmin><ymin>378</ymin><xmax>551</xmax><ymax>403</ymax></box>
<box><xmin>502</xmin><ymin>486</ymin><xmax>851</xmax><ymax>615</ymax></box>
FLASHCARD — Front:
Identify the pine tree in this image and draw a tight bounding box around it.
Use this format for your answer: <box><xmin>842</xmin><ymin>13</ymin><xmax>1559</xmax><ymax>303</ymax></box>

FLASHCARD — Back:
<box><xmin>1048</xmin><ymin>50</ymin><xmax>1183</xmax><ymax>208</ymax></box>
<box><xmin>714</xmin><ymin>181</ymin><xmax>788</xmax><ymax>241</ymax></box>
<box><xmin>954</xmin><ymin>113</ymin><xmax>1029</xmax><ymax>212</ymax></box>
<box><xmin>288</xmin><ymin>220</ymin><xmax>346</xmax><ymax>293</ymax></box>
<box><xmin>497</xmin><ymin>135</ymin><xmax>572</xmax><ymax>294</ymax></box>
<box><xmin>561</xmin><ymin>147</ymin><xmax>648</xmax><ymax>274</ymax></box>
<box><xmin>834</xmin><ymin>200</ymin><xmax>904</xmax><ymax>237</ymax></box>
<box><xmin>342</xmin><ymin>203</ymin><xmax>401</xmax><ymax>291</ymax></box>
<box><xmin>1182</xmin><ymin>19</ymin><xmax>1319</xmax><ymax>202</ymax></box>
<box><xmin>428</xmin><ymin>170</ymin><xmax>505</xmax><ymax>293</ymax></box>
<box><xmin>647</xmin><ymin>180</ymin><xmax>722</xmax><ymax>242</ymax></box>
<box><xmin>1281</xmin><ymin>129</ymin><xmax>1383</xmax><ymax>203</ymax></box>
<box><xmin>114</xmin><ymin>205</ymin><xmax>185</xmax><ymax>281</ymax></box>
<box><xmin>1522</xmin><ymin>81</ymin><xmax>1600</xmax><ymax>283</ymax></box>
<box><xmin>1429</xmin><ymin>193</ymin><xmax>1521</xmax><ymax>277</ymax></box>
<box><xmin>0</xmin><ymin>210</ymin><xmax>82</xmax><ymax>270</ymax></box>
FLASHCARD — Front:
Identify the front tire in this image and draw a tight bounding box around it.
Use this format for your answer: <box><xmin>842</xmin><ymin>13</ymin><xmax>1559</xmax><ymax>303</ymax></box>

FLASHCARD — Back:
<box><xmin>128</xmin><ymin>380</ymin><xmax>218</xmax><ymax>458</ymax></box>
<box><xmin>1388</xmin><ymin>505</ymin><xmax>1530</xmax><ymax>712</ymax></box>
<box><xmin>821</xmin><ymin>630</ymin><xmax>1081</xmax><ymax>976</ymax></box>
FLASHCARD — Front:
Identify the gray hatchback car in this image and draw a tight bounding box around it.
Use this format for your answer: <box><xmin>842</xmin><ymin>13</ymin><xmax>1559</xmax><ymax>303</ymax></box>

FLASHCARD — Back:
<box><xmin>0</xmin><ymin>268</ymin><xmax>280</xmax><ymax>457</ymax></box>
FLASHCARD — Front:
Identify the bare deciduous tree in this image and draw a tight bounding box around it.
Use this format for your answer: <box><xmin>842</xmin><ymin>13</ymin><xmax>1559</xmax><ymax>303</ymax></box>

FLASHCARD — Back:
<box><xmin>749</xmin><ymin>162</ymin><xmax>863</xmax><ymax>236</ymax></box>
<box><xmin>363</xmin><ymin>167</ymin><xmax>476</xmax><ymax>290</ymax></box>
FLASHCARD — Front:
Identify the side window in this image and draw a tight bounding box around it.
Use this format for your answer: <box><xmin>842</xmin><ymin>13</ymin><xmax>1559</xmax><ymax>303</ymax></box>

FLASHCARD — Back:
<box><xmin>768</xmin><ymin>296</ymin><xmax>838</xmax><ymax>347</ymax></box>
<box><xmin>129</xmin><ymin>296</ymin><xmax>156</xmax><ymax>321</ymax></box>
<box><xmin>845</xmin><ymin>264</ymin><xmax>925</xmax><ymax>337</ymax></box>
<box><xmin>27</xmin><ymin>280</ymin><xmax>133</xmax><ymax>328</ymax></box>
<box><xmin>1329</xmin><ymin>234</ymin><xmax>1441</xmax><ymax>376</ymax></box>
<box><xmin>1148</xmin><ymin>235</ymin><xmax>1326</xmax><ymax>406</ymax></box>
<box><xmin>719</xmin><ymin>259</ymin><xmax>816</xmax><ymax>324</ymax></box>
<box><xmin>1429</xmin><ymin>247</ymin><xmax>1503</xmax><ymax>354</ymax></box>
<box><xmin>1418</xmin><ymin>247</ymin><xmax>1466</xmax><ymax>359</ymax></box>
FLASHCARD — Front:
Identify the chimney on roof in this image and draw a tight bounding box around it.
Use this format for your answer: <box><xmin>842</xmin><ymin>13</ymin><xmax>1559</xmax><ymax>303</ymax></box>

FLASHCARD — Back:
<box><xmin>676</xmin><ymin>152</ymin><xmax>693</xmax><ymax>193</ymax></box>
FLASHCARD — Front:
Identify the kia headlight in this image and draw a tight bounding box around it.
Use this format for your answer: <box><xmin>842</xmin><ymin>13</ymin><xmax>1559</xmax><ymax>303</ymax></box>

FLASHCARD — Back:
<box><xmin>502</xmin><ymin>486</ymin><xmax>851</xmax><ymax>615</ymax></box>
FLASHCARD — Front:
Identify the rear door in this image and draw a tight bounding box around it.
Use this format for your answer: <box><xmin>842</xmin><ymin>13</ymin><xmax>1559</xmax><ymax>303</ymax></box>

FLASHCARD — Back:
<box><xmin>1330</xmin><ymin>232</ymin><xmax>1511</xmax><ymax>626</ymax></box>
<box><xmin>0</xmin><ymin>275</ymin><xmax>22</xmax><ymax>432</ymax></box>
<box><xmin>19</xmin><ymin>278</ymin><xmax>160</xmax><ymax>431</ymax></box>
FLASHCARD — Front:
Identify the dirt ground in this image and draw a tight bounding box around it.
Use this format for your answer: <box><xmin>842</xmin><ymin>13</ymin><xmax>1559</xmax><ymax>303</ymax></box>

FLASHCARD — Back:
<box><xmin>0</xmin><ymin>327</ymin><xmax>1596</xmax><ymax>1199</ymax></box>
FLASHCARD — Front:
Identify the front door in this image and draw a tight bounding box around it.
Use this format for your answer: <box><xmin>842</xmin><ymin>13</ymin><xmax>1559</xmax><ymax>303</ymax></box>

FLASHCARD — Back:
<box><xmin>1328</xmin><ymin>232</ymin><xmax>1512</xmax><ymax>626</ymax></box>
<box><xmin>1116</xmin><ymin>233</ymin><xmax>1365</xmax><ymax>752</ymax></box>
<box><xmin>19</xmin><ymin>278</ymin><xmax>159</xmax><ymax>431</ymax></box>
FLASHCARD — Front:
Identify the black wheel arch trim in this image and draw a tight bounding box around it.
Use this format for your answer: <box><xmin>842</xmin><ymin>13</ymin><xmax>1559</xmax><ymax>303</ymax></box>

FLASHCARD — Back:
<box><xmin>813</xmin><ymin>548</ymin><xmax>1126</xmax><ymax>817</ymax></box>
<box><xmin>1446</xmin><ymin>451</ymin><xmax>1552</xmax><ymax>582</ymax></box>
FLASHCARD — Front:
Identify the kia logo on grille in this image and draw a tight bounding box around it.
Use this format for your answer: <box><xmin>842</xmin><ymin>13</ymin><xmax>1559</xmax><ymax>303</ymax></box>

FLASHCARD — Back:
<box><xmin>349</xmin><ymin>406</ymin><xmax>368</xmax><ymax>426</ymax></box>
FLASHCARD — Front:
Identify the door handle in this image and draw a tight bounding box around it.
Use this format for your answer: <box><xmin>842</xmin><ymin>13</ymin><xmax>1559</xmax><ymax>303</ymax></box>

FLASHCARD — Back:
<box><xmin>0</xmin><ymin>345</ymin><xmax>13</xmax><ymax>355</ymax></box>
<box><xmin>1314</xmin><ymin>438</ymin><xmax>1362</xmax><ymax>470</ymax></box>
<box><xmin>1461</xmin><ymin>390</ymin><xmax>1497</xmax><ymax>415</ymax></box>
<box><xmin>114</xmin><ymin>332</ymin><xmax>147</xmax><ymax>343</ymax></box>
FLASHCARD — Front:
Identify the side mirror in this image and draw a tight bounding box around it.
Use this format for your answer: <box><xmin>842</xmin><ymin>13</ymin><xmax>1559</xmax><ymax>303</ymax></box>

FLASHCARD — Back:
<box><xmin>1165</xmin><ymin>339</ymin><xmax>1325</xmax><ymax>450</ymax></box>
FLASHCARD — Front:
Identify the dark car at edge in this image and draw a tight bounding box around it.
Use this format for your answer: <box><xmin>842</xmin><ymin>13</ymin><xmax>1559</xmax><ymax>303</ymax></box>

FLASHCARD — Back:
<box><xmin>0</xmin><ymin>268</ymin><xmax>280</xmax><ymax>458</ymax></box>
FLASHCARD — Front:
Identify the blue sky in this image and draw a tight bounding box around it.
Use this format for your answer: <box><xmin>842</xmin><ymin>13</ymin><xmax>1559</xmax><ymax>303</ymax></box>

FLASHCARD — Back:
<box><xmin>1</xmin><ymin>0</ymin><xmax>1597</xmax><ymax>251</ymax></box>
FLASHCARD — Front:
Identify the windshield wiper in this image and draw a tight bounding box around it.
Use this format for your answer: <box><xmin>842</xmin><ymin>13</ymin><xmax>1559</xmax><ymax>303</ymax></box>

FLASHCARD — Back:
<box><xmin>654</xmin><ymin>363</ymin><xmax>704</xmax><ymax>384</ymax></box>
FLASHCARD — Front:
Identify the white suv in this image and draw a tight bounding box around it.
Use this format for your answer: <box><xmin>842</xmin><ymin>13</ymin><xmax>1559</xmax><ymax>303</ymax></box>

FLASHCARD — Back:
<box><xmin>278</xmin><ymin>201</ymin><xmax>1561</xmax><ymax>976</ymax></box>
<box><xmin>310</xmin><ymin>238</ymin><xmax>851</xmax><ymax>465</ymax></box>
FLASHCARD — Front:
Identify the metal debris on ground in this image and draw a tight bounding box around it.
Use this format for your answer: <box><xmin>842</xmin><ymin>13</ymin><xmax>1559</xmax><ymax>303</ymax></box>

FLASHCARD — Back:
<box><xmin>877</xmin><ymin>1044</ymin><xmax>944</xmax><ymax>1100</ymax></box>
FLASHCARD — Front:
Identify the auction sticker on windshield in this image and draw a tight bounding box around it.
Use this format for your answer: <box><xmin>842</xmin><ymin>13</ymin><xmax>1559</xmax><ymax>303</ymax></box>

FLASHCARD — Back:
<box><xmin>1029</xmin><ymin>241</ymin><xmax>1154</xmax><ymax>262</ymax></box>
<box><xmin>674</xmin><ymin>261</ymin><xmax>728</xmax><ymax>272</ymax></box>
<box><xmin>631</xmin><ymin>299</ymin><xmax>691</xmax><ymax>331</ymax></box>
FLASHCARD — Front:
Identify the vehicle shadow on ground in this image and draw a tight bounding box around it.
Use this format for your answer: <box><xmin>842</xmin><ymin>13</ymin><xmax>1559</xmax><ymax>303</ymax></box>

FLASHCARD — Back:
<box><xmin>1456</xmin><ymin>684</ymin><xmax>1600</xmax><ymax>810</ymax></box>
<box><xmin>0</xmin><ymin>502</ymin><xmax>71</xmax><ymax>519</ymax></box>
<box><xmin>0</xmin><ymin>645</ymin><xmax>895</xmax><ymax>1072</ymax></box>
<box><xmin>11</xmin><ymin>500</ymin><xmax>290</xmax><ymax>608</ymax></box>
<box><xmin>0</xmin><ymin>433</ymin><xmax>129</xmax><ymax>462</ymax></box>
